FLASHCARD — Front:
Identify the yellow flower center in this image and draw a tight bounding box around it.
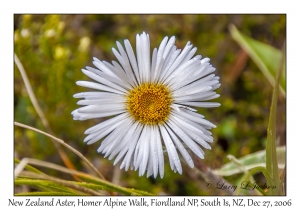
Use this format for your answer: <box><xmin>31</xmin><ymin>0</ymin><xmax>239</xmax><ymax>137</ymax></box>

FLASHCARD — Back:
<box><xmin>126</xmin><ymin>83</ymin><xmax>172</xmax><ymax>125</ymax></box>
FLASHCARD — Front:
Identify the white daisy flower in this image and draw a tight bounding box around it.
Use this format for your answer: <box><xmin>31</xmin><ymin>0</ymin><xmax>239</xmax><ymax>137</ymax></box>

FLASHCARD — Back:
<box><xmin>72</xmin><ymin>32</ymin><xmax>220</xmax><ymax>178</ymax></box>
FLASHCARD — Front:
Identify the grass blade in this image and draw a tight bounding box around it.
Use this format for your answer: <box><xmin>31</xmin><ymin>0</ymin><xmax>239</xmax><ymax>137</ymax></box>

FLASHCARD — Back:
<box><xmin>15</xmin><ymin>192</ymin><xmax>86</xmax><ymax>196</ymax></box>
<box><xmin>265</xmin><ymin>42</ymin><xmax>285</xmax><ymax>195</ymax></box>
<box><xmin>15</xmin><ymin>178</ymin><xmax>84</xmax><ymax>195</ymax></box>
<box><xmin>18</xmin><ymin>171</ymin><xmax>103</xmax><ymax>195</ymax></box>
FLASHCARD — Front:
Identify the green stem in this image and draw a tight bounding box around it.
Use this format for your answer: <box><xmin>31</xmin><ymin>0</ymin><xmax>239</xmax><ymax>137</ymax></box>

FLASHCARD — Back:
<box><xmin>240</xmin><ymin>166</ymin><xmax>275</xmax><ymax>195</ymax></box>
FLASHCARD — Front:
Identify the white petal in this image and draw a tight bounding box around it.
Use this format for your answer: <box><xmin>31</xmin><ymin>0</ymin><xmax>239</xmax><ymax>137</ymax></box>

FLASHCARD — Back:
<box><xmin>102</xmin><ymin>61</ymin><xmax>133</xmax><ymax>89</ymax></box>
<box><xmin>134</xmin><ymin>131</ymin><xmax>146</xmax><ymax>172</ymax></box>
<box><xmin>153</xmin><ymin>36</ymin><xmax>168</xmax><ymax>82</ymax></box>
<box><xmin>101</xmin><ymin>119</ymin><xmax>134</xmax><ymax>155</ymax></box>
<box><xmin>166</xmin><ymin>118</ymin><xmax>205</xmax><ymax>159</ymax></box>
<box><xmin>178</xmin><ymin>107</ymin><xmax>204</xmax><ymax>117</ymax></box>
<box><xmin>174</xmin><ymin>74</ymin><xmax>216</xmax><ymax>93</ymax></box>
<box><xmin>150</xmin><ymin>48</ymin><xmax>158</xmax><ymax>83</ymax></box>
<box><xmin>154</xmin><ymin>126</ymin><xmax>164</xmax><ymax>178</ymax></box>
<box><xmin>173</xmin><ymin>91</ymin><xmax>219</xmax><ymax>103</ymax></box>
<box><xmin>77</xmin><ymin>104</ymin><xmax>125</xmax><ymax>113</ymax></box>
<box><xmin>112</xmin><ymin>122</ymin><xmax>139</xmax><ymax>164</ymax></box>
<box><xmin>146</xmin><ymin>152</ymin><xmax>154</xmax><ymax>178</ymax></box>
<box><xmin>153</xmin><ymin>57</ymin><xmax>165</xmax><ymax>83</ymax></box>
<box><xmin>116</xmin><ymin>41</ymin><xmax>138</xmax><ymax>85</ymax></box>
<box><xmin>124</xmin><ymin>39</ymin><xmax>140</xmax><ymax>85</ymax></box>
<box><xmin>171</xmin><ymin>115</ymin><xmax>212</xmax><ymax>149</ymax></box>
<box><xmin>159</xmin><ymin>125</ymin><xmax>173</xmax><ymax>171</ymax></box>
<box><xmin>77</xmin><ymin>110</ymin><xmax>125</xmax><ymax>121</ymax></box>
<box><xmin>73</xmin><ymin>92</ymin><xmax>122</xmax><ymax>100</ymax></box>
<box><xmin>156</xmin><ymin>36</ymin><xmax>168</xmax><ymax>69</ymax></box>
<box><xmin>201</xmin><ymin>57</ymin><xmax>210</xmax><ymax>64</ymax></box>
<box><xmin>157</xmin><ymin>36</ymin><xmax>176</xmax><ymax>81</ymax></box>
<box><xmin>84</xmin><ymin>113</ymin><xmax>128</xmax><ymax>134</ymax></box>
<box><xmin>198</xmin><ymin>93</ymin><xmax>220</xmax><ymax>101</ymax></box>
<box><xmin>112</xmin><ymin>46</ymin><xmax>137</xmax><ymax>86</ymax></box>
<box><xmin>140</xmin><ymin>32</ymin><xmax>151</xmax><ymax>83</ymax></box>
<box><xmin>165</xmin><ymin>126</ymin><xmax>194</xmax><ymax>168</ymax></box>
<box><xmin>163</xmin><ymin>58</ymin><xmax>201</xmax><ymax>86</ymax></box>
<box><xmin>178</xmin><ymin>101</ymin><xmax>221</xmax><ymax>108</ymax></box>
<box><xmin>159</xmin><ymin>47</ymin><xmax>181</xmax><ymax>83</ymax></box>
<box><xmin>172</xmin><ymin>108</ymin><xmax>216</xmax><ymax>128</ymax></box>
<box><xmin>170</xmin><ymin>114</ymin><xmax>203</xmax><ymax>134</ymax></box>
<box><xmin>181</xmin><ymin>66</ymin><xmax>216</xmax><ymax>89</ymax></box>
<box><xmin>77</xmin><ymin>98</ymin><xmax>125</xmax><ymax>106</ymax></box>
<box><xmin>212</xmin><ymin>83</ymin><xmax>221</xmax><ymax>90</ymax></box>
<box><xmin>149</xmin><ymin>126</ymin><xmax>158</xmax><ymax>178</ymax></box>
<box><xmin>166</xmin><ymin>41</ymin><xmax>193</xmax><ymax>76</ymax></box>
<box><xmin>173</xmin><ymin>111</ymin><xmax>213</xmax><ymax>137</ymax></box>
<box><xmin>76</xmin><ymin>81</ymin><xmax>125</xmax><ymax>95</ymax></box>
<box><xmin>84</xmin><ymin>118</ymin><xmax>127</xmax><ymax>145</ymax></box>
<box><xmin>173</xmin><ymin>86</ymin><xmax>212</xmax><ymax>98</ymax></box>
<box><xmin>85</xmin><ymin>66</ymin><xmax>101</xmax><ymax>75</ymax></box>
<box><xmin>82</xmin><ymin>69</ymin><xmax>128</xmax><ymax>93</ymax></box>
<box><xmin>160</xmin><ymin>125</ymin><xmax>182</xmax><ymax>174</ymax></box>
<box><xmin>120</xmin><ymin>124</ymin><xmax>143</xmax><ymax>171</ymax></box>
<box><xmin>177</xmin><ymin>47</ymin><xmax>198</xmax><ymax>68</ymax></box>
<box><xmin>139</xmin><ymin>126</ymin><xmax>150</xmax><ymax>176</ymax></box>
<box><xmin>92</xmin><ymin>67</ymin><xmax>132</xmax><ymax>90</ymax></box>
<box><xmin>162</xmin><ymin>36</ymin><xmax>176</xmax><ymax>60</ymax></box>
<box><xmin>92</xmin><ymin>58</ymin><xmax>118</xmax><ymax>78</ymax></box>
<box><xmin>170</xmin><ymin>63</ymin><xmax>215</xmax><ymax>90</ymax></box>
<box><xmin>136</xmin><ymin>34</ymin><xmax>143</xmax><ymax>83</ymax></box>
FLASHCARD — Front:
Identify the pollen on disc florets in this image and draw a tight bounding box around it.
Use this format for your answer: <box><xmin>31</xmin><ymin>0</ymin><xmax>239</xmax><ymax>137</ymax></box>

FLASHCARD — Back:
<box><xmin>126</xmin><ymin>83</ymin><xmax>173</xmax><ymax>125</ymax></box>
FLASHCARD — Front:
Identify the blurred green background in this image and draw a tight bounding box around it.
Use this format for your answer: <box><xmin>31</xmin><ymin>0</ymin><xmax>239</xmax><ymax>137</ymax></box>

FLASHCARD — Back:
<box><xmin>14</xmin><ymin>14</ymin><xmax>286</xmax><ymax>195</ymax></box>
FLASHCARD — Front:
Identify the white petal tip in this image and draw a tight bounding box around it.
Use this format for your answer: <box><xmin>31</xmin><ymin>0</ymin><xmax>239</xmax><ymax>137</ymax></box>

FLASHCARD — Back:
<box><xmin>83</xmin><ymin>138</ymin><xmax>90</xmax><ymax>143</ymax></box>
<box><xmin>211</xmin><ymin>123</ymin><xmax>217</xmax><ymax>128</ymax></box>
<box><xmin>86</xmin><ymin>140</ymin><xmax>96</xmax><ymax>145</ymax></box>
<box><xmin>73</xmin><ymin>93</ymin><xmax>83</xmax><ymax>98</ymax></box>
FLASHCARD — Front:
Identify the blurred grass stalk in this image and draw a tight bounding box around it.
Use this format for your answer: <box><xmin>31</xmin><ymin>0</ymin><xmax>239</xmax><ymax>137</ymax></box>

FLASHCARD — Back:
<box><xmin>14</xmin><ymin>124</ymin><xmax>153</xmax><ymax>196</ymax></box>
<box><xmin>229</xmin><ymin>25</ymin><xmax>286</xmax><ymax>195</ymax></box>
<box><xmin>14</xmin><ymin>54</ymin><xmax>73</xmax><ymax>170</ymax></box>
<box><xmin>14</xmin><ymin>122</ymin><xmax>104</xmax><ymax>179</ymax></box>
<box><xmin>14</xmin><ymin>53</ymin><xmax>105</xmax><ymax>180</ymax></box>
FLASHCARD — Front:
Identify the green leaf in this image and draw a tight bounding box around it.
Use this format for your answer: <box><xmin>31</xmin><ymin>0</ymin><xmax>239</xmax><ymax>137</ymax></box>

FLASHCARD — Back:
<box><xmin>213</xmin><ymin>146</ymin><xmax>286</xmax><ymax>176</ymax></box>
<box><xmin>229</xmin><ymin>24</ymin><xmax>286</xmax><ymax>97</ymax></box>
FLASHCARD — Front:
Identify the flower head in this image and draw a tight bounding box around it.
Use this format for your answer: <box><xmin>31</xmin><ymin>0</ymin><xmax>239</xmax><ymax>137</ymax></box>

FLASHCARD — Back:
<box><xmin>72</xmin><ymin>32</ymin><xmax>220</xmax><ymax>178</ymax></box>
